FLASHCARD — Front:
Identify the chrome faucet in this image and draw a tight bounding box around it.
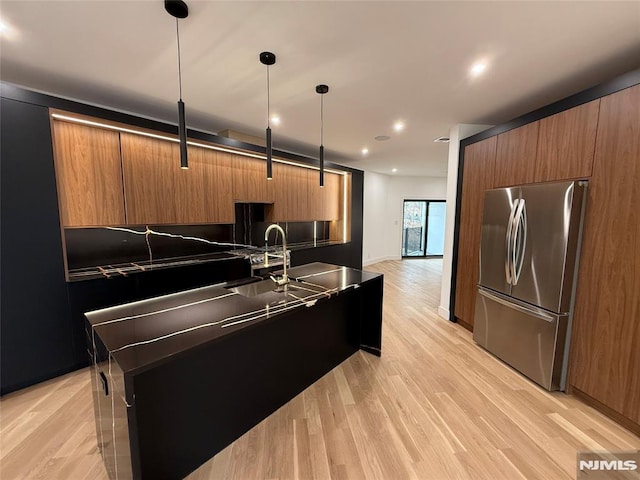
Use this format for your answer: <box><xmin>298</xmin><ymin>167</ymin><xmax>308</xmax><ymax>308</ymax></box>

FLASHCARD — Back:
<box><xmin>264</xmin><ymin>224</ymin><xmax>289</xmax><ymax>287</ymax></box>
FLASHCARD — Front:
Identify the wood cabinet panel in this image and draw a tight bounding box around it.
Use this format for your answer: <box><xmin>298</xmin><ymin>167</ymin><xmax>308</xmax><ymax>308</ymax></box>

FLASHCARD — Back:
<box><xmin>305</xmin><ymin>170</ymin><xmax>341</xmax><ymax>221</ymax></box>
<box><xmin>534</xmin><ymin>100</ymin><xmax>600</xmax><ymax>182</ymax></box>
<box><xmin>270</xmin><ymin>162</ymin><xmax>308</xmax><ymax>221</ymax></box>
<box><xmin>568</xmin><ymin>85</ymin><xmax>640</xmax><ymax>425</ymax></box>
<box><xmin>494</xmin><ymin>122</ymin><xmax>538</xmax><ymax>187</ymax></box>
<box><xmin>52</xmin><ymin>121</ymin><xmax>125</xmax><ymax>226</ymax></box>
<box><xmin>307</xmin><ymin>169</ymin><xmax>324</xmax><ymax>220</ymax></box>
<box><xmin>454</xmin><ymin>137</ymin><xmax>497</xmax><ymax>328</ymax></box>
<box><xmin>231</xmin><ymin>156</ymin><xmax>274</xmax><ymax>203</ymax></box>
<box><xmin>122</xmin><ymin>135</ymin><xmax>235</xmax><ymax>225</ymax></box>
<box><xmin>121</xmin><ymin>133</ymin><xmax>180</xmax><ymax>224</ymax></box>
<box><xmin>323</xmin><ymin>173</ymin><xmax>341</xmax><ymax>221</ymax></box>
<box><xmin>197</xmin><ymin>149</ymin><xmax>234</xmax><ymax>224</ymax></box>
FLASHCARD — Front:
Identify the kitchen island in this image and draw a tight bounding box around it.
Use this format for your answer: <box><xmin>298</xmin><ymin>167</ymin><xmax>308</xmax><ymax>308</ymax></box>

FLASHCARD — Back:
<box><xmin>86</xmin><ymin>262</ymin><xmax>383</xmax><ymax>480</ymax></box>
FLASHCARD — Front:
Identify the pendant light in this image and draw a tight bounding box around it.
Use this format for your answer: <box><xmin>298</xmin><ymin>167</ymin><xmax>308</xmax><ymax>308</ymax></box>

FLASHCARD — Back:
<box><xmin>165</xmin><ymin>0</ymin><xmax>189</xmax><ymax>169</ymax></box>
<box><xmin>260</xmin><ymin>52</ymin><xmax>276</xmax><ymax>180</ymax></box>
<box><xmin>316</xmin><ymin>84</ymin><xmax>329</xmax><ymax>187</ymax></box>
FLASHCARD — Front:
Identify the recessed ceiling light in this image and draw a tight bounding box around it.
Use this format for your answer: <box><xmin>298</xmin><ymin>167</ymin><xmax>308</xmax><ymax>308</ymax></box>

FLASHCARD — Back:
<box><xmin>374</xmin><ymin>135</ymin><xmax>390</xmax><ymax>142</ymax></box>
<box><xmin>361</xmin><ymin>148</ymin><xmax>369</xmax><ymax>156</ymax></box>
<box><xmin>0</xmin><ymin>19</ymin><xmax>19</xmax><ymax>41</ymax></box>
<box><xmin>270</xmin><ymin>115</ymin><xmax>281</xmax><ymax>126</ymax></box>
<box><xmin>470</xmin><ymin>61</ymin><xmax>487</xmax><ymax>77</ymax></box>
<box><xmin>433</xmin><ymin>136</ymin><xmax>450</xmax><ymax>143</ymax></box>
<box><xmin>392</xmin><ymin>168</ymin><xmax>397</xmax><ymax>173</ymax></box>
<box><xmin>393</xmin><ymin>121</ymin><xmax>405</xmax><ymax>132</ymax></box>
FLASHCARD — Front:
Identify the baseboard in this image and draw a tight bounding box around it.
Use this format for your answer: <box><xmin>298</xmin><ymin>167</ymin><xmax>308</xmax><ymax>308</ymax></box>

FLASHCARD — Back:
<box><xmin>438</xmin><ymin>306</ymin><xmax>449</xmax><ymax>320</ymax></box>
<box><xmin>363</xmin><ymin>255</ymin><xmax>401</xmax><ymax>266</ymax></box>
<box><xmin>455</xmin><ymin>316</ymin><xmax>474</xmax><ymax>332</ymax></box>
<box><xmin>570</xmin><ymin>385</ymin><xmax>640</xmax><ymax>437</ymax></box>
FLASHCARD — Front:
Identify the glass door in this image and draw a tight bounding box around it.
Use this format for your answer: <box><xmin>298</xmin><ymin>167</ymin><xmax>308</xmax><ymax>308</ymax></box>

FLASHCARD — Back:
<box><xmin>402</xmin><ymin>200</ymin><xmax>446</xmax><ymax>258</ymax></box>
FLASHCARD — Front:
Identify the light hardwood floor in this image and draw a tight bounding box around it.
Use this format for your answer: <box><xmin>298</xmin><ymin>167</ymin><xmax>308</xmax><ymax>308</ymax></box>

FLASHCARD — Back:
<box><xmin>1</xmin><ymin>259</ymin><xmax>638</xmax><ymax>479</ymax></box>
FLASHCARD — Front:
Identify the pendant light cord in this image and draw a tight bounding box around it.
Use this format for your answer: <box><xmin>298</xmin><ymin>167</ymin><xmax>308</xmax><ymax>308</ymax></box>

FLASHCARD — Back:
<box><xmin>176</xmin><ymin>18</ymin><xmax>183</xmax><ymax>101</ymax></box>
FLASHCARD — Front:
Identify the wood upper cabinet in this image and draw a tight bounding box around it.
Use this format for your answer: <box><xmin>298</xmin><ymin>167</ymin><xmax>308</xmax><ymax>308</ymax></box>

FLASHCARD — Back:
<box><xmin>269</xmin><ymin>162</ymin><xmax>308</xmax><ymax>221</ymax></box>
<box><xmin>454</xmin><ymin>136</ymin><xmax>497</xmax><ymax>328</ymax></box>
<box><xmin>568</xmin><ymin>84</ymin><xmax>640</xmax><ymax>425</ymax></box>
<box><xmin>322</xmin><ymin>172</ymin><xmax>341</xmax><ymax>221</ymax></box>
<box><xmin>494</xmin><ymin>122</ymin><xmax>538</xmax><ymax>187</ymax></box>
<box><xmin>534</xmin><ymin>99</ymin><xmax>600</xmax><ymax>182</ymax></box>
<box><xmin>121</xmin><ymin>134</ymin><xmax>234</xmax><ymax>225</ymax></box>
<box><xmin>306</xmin><ymin>170</ymin><xmax>341</xmax><ymax>221</ymax></box>
<box><xmin>51</xmin><ymin>120</ymin><xmax>125</xmax><ymax>227</ymax></box>
<box><xmin>121</xmin><ymin>133</ymin><xmax>180</xmax><ymax>224</ymax></box>
<box><xmin>307</xmin><ymin>169</ymin><xmax>324</xmax><ymax>220</ymax></box>
<box><xmin>231</xmin><ymin>156</ymin><xmax>274</xmax><ymax>203</ymax></box>
<box><xmin>189</xmin><ymin>147</ymin><xmax>234</xmax><ymax>224</ymax></box>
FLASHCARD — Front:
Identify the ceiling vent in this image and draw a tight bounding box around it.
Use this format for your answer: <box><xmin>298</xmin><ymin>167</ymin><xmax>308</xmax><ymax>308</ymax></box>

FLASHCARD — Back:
<box><xmin>433</xmin><ymin>136</ymin><xmax>450</xmax><ymax>143</ymax></box>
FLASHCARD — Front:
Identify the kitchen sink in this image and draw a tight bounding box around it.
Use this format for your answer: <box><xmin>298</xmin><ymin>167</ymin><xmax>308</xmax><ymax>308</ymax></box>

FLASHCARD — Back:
<box><xmin>227</xmin><ymin>278</ymin><xmax>325</xmax><ymax>298</ymax></box>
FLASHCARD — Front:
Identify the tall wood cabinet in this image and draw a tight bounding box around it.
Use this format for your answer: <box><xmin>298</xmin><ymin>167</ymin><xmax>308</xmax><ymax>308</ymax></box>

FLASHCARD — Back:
<box><xmin>454</xmin><ymin>136</ymin><xmax>497</xmax><ymax>328</ymax></box>
<box><xmin>51</xmin><ymin>121</ymin><xmax>125</xmax><ymax>227</ymax></box>
<box><xmin>568</xmin><ymin>84</ymin><xmax>640</xmax><ymax>427</ymax></box>
<box><xmin>453</xmin><ymin>83</ymin><xmax>640</xmax><ymax>434</ymax></box>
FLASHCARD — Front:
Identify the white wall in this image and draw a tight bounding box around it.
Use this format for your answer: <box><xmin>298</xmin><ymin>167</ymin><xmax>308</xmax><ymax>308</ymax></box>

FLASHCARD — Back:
<box><xmin>362</xmin><ymin>173</ymin><xmax>447</xmax><ymax>266</ymax></box>
<box><xmin>362</xmin><ymin>171</ymin><xmax>391</xmax><ymax>265</ymax></box>
<box><xmin>438</xmin><ymin>124</ymin><xmax>493</xmax><ymax>320</ymax></box>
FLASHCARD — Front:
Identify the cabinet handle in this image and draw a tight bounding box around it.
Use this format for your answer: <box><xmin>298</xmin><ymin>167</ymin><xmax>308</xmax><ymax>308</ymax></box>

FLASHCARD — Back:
<box><xmin>99</xmin><ymin>371</ymin><xmax>109</xmax><ymax>396</ymax></box>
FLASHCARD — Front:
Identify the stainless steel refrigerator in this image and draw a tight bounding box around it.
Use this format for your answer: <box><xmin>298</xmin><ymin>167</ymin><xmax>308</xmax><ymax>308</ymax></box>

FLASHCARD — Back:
<box><xmin>473</xmin><ymin>180</ymin><xmax>587</xmax><ymax>391</ymax></box>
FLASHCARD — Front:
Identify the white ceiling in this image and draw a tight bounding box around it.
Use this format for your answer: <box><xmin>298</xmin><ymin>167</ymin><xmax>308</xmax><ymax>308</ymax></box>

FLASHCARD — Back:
<box><xmin>1</xmin><ymin>1</ymin><xmax>639</xmax><ymax>177</ymax></box>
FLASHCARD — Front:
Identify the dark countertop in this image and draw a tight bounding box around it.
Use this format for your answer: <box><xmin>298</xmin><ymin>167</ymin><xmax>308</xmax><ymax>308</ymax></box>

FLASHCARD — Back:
<box><xmin>86</xmin><ymin>262</ymin><xmax>381</xmax><ymax>376</ymax></box>
<box><xmin>69</xmin><ymin>241</ymin><xmax>349</xmax><ymax>281</ymax></box>
<box><xmin>68</xmin><ymin>251</ymin><xmax>242</xmax><ymax>282</ymax></box>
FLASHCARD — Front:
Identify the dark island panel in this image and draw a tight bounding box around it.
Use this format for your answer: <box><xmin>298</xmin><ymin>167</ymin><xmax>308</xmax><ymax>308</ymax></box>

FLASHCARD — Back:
<box><xmin>86</xmin><ymin>262</ymin><xmax>383</xmax><ymax>479</ymax></box>
<box><xmin>133</xmin><ymin>292</ymin><xmax>359</xmax><ymax>479</ymax></box>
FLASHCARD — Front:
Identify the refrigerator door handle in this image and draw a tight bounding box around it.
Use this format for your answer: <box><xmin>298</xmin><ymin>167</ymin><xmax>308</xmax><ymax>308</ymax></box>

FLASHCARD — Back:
<box><xmin>477</xmin><ymin>287</ymin><xmax>556</xmax><ymax>322</ymax></box>
<box><xmin>512</xmin><ymin>199</ymin><xmax>527</xmax><ymax>285</ymax></box>
<box><xmin>505</xmin><ymin>199</ymin><xmax>518</xmax><ymax>285</ymax></box>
